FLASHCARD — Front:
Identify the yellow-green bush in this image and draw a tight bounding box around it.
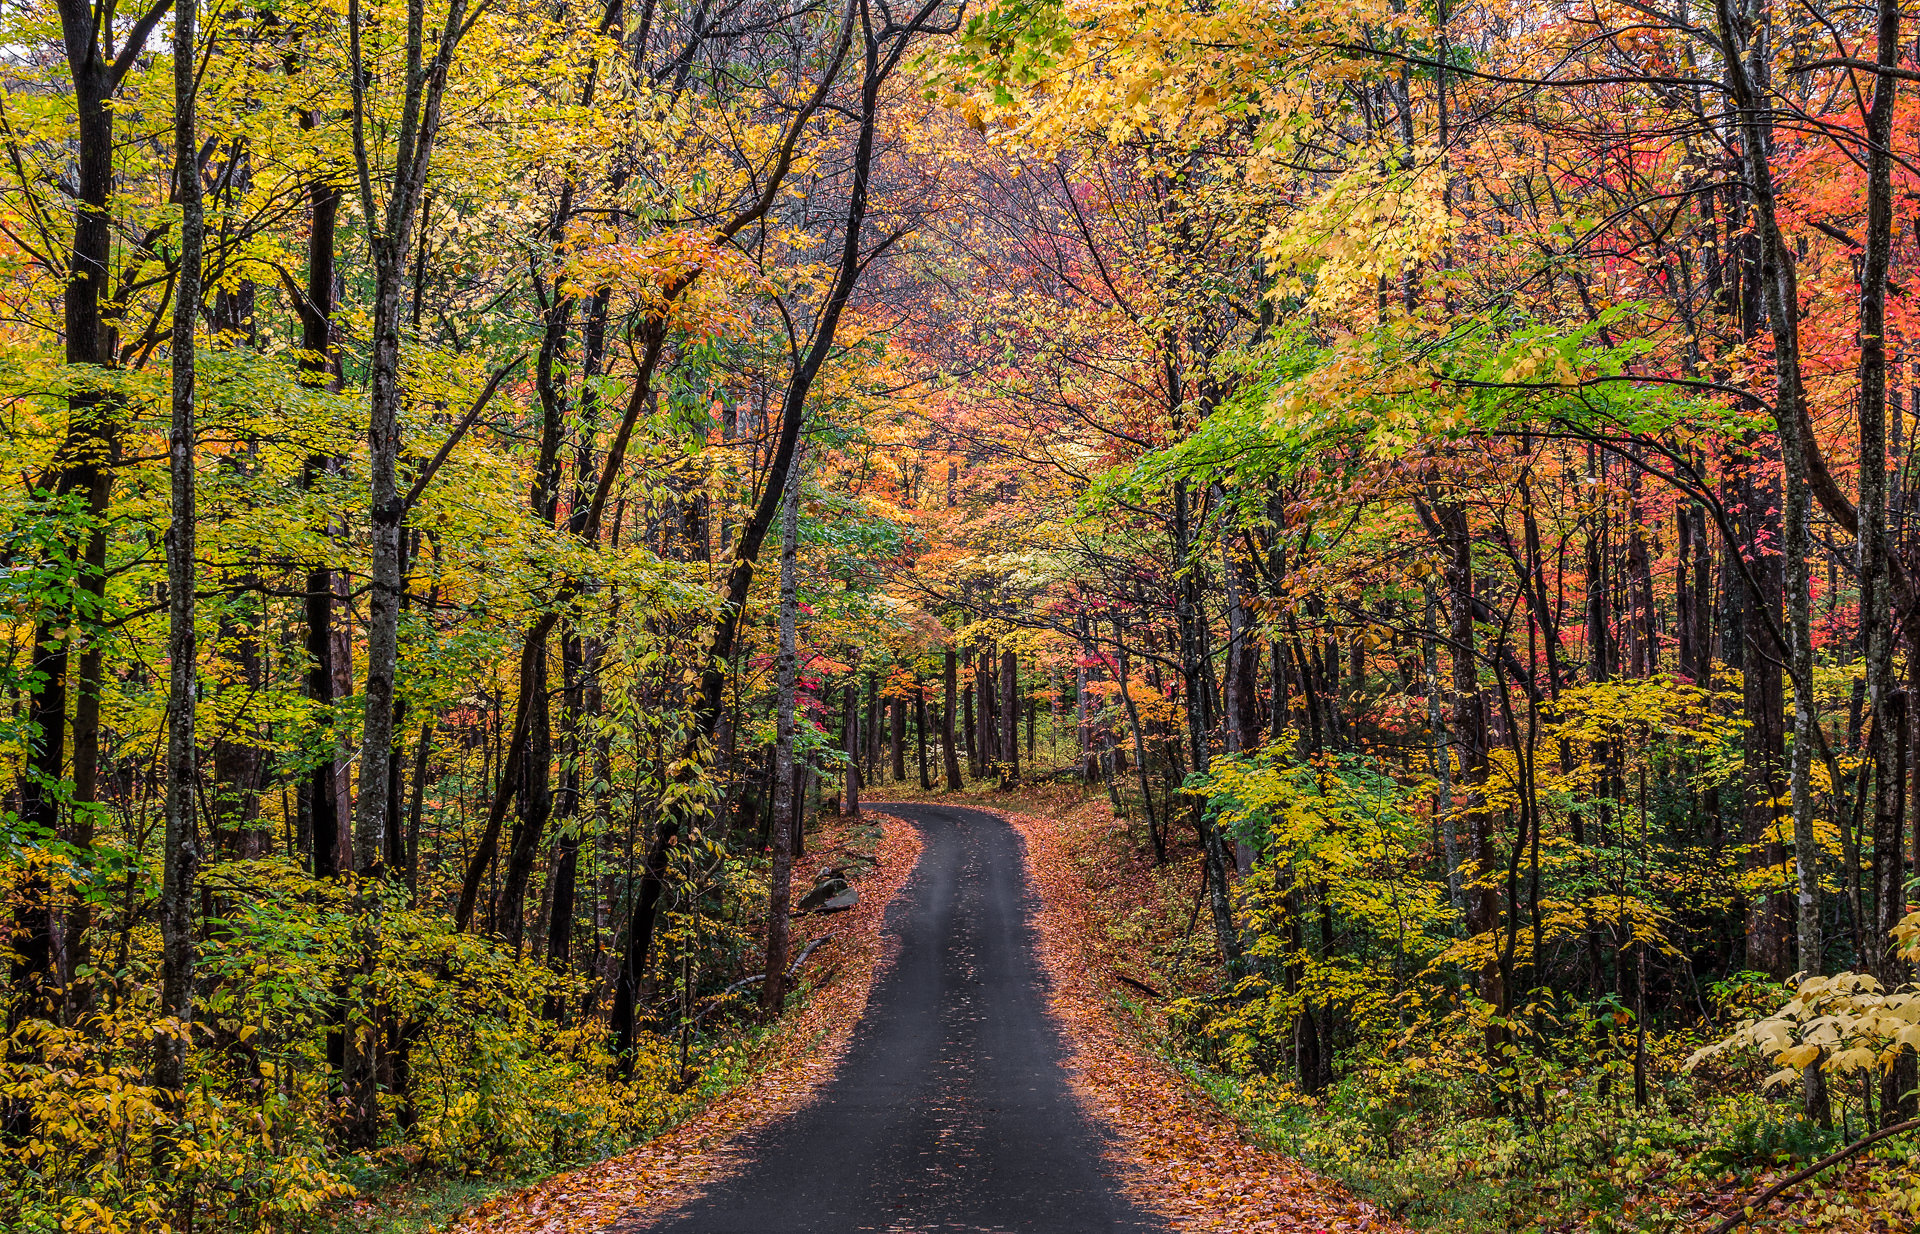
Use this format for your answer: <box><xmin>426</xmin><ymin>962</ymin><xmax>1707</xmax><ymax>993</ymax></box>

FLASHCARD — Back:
<box><xmin>2</xmin><ymin>857</ymin><xmax>750</xmax><ymax>1234</ymax></box>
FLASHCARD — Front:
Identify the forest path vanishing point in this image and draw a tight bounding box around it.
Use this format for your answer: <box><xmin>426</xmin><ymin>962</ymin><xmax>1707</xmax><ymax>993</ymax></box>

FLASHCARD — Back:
<box><xmin>613</xmin><ymin>802</ymin><xmax>1166</xmax><ymax>1234</ymax></box>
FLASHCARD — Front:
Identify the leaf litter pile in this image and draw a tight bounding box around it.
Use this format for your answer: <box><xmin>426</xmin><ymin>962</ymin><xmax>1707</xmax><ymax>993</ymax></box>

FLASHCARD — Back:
<box><xmin>438</xmin><ymin>815</ymin><xmax>922</xmax><ymax>1234</ymax></box>
<box><xmin>1000</xmin><ymin>804</ymin><xmax>1402</xmax><ymax>1234</ymax></box>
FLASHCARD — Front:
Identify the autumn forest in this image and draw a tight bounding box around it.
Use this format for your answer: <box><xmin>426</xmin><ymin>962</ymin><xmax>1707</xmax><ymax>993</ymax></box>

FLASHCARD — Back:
<box><xmin>4</xmin><ymin>0</ymin><xmax>1920</xmax><ymax>1229</ymax></box>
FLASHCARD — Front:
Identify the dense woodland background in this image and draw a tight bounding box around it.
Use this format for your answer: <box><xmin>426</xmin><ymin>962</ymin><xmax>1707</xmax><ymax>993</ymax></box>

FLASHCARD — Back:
<box><xmin>4</xmin><ymin>0</ymin><xmax>1920</xmax><ymax>1227</ymax></box>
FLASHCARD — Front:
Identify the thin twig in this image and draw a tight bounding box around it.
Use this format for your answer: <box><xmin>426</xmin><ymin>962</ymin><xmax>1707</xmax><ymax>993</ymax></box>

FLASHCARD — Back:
<box><xmin>1114</xmin><ymin>974</ymin><xmax>1166</xmax><ymax>1001</ymax></box>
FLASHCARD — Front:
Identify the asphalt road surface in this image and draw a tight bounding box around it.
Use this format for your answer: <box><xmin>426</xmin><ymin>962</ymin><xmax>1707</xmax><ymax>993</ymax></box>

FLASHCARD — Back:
<box><xmin>619</xmin><ymin>801</ymin><xmax>1164</xmax><ymax>1234</ymax></box>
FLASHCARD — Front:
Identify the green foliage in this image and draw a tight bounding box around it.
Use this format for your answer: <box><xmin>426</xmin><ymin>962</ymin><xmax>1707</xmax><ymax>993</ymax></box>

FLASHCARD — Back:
<box><xmin>1175</xmin><ymin>751</ymin><xmax>1455</xmax><ymax>1074</ymax></box>
<box><xmin>939</xmin><ymin>0</ymin><xmax>1072</xmax><ymax>103</ymax></box>
<box><xmin>1158</xmin><ymin>679</ymin><xmax>1897</xmax><ymax>1230</ymax></box>
<box><xmin>1178</xmin><ymin>1008</ymin><xmax>1861</xmax><ymax>1233</ymax></box>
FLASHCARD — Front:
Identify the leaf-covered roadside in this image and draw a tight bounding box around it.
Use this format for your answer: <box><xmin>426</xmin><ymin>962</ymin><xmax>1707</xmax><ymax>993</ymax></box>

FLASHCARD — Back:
<box><xmin>427</xmin><ymin>816</ymin><xmax>921</xmax><ymax>1234</ymax></box>
<box><xmin>1002</xmin><ymin>801</ymin><xmax>1397</xmax><ymax>1233</ymax></box>
<box><xmin>994</xmin><ymin>787</ymin><xmax>1920</xmax><ymax>1233</ymax></box>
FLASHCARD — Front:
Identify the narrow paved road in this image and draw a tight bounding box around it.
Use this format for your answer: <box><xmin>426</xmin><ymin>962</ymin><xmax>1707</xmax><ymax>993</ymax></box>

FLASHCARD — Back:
<box><xmin>620</xmin><ymin>802</ymin><xmax>1164</xmax><ymax>1234</ymax></box>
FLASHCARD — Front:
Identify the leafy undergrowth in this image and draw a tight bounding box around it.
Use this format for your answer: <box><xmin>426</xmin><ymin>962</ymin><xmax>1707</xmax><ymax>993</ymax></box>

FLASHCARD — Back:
<box><xmin>1201</xmin><ymin>1069</ymin><xmax>1920</xmax><ymax>1234</ymax></box>
<box><xmin>398</xmin><ymin>814</ymin><xmax>922</xmax><ymax>1234</ymax></box>
<box><xmin>966</xmin><ymin>782</ymin><xmax>1920</xmax><ymax>1234</ymax></box>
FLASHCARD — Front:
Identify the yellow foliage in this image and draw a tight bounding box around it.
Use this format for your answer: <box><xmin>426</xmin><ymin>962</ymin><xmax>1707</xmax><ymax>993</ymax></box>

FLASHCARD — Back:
<box><xmin>1687</xmin><ymin>912</ymin><xmax>1920</xmax><ymax>1086</ymax></box>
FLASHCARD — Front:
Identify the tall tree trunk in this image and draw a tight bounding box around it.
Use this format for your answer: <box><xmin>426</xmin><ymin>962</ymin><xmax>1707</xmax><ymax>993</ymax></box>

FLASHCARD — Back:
<box><xmin>300</xmin><ymin>166</ymin><xmax>346</xmax><ymax>877</ymax></box>
<box><xmin>210</xmin><ymin>610</ymin><xmax>269</xmax><ymax>858</ymax></box>
<box><xmin>763</xmin><ymin>440</ymin><xmax>803</xmax><ymax>1012</ymax></box>
<box><xmin>1714</xmin><ymin>0</ymin><xmax>1814</xmax><ymax>983</ymax></box>
<box><xmin>454</xmin><ymin>614</ymin><xmax>561</xmax><ymax>931</ymax></box>
<box><xmin>915</xmin><ymin>677</ymin><xmax>932</xmax><ymax>790</ymax></box>
<box><xmin>941</xmin><ymin>649</ymin><xmax>962</xmax><ymax>790</ymax></box>
<box><xmin>1026</xmin><ymin>674</ymin><xmax>1035</xmax><ymax>765</ymax></box>
<box><xmin>336</xmin><ymin>0</ymin><xmax>479</xmax><ymax>1125</ymax></box>
<box><xmin>963</xmin><ymin>682</ymin><xmax>977</xmax><ymax>778</ymax></box>
<box><xmin>350</xmin><ymin>0</ymin><xmax>475</xmax><ymax>867</ymax></box>
<box><xmin>1438</xmin><ymin>496</ymin><xmax>1496</xmax><ymax>1021</ymax></box>
<box><xmin>1175</xmin><ymin>483</ymin><xmax>1236</xmax><ymax>968</ymax></box>
<box><xmin>1677</xmin><ymin>505</ymin><xmax>1702</xmax><ymax>683</ymax></box>
<box><xmin>1585</xmin><ymin>448</ymin><xmax>1610</xmax><ymax>687</ymax></box>
<box><xmin>1900</xmin><ymin>655</ymin><xmax>1920</xmax><ymax>1122</ymax></box>
<box><xmin>1881</xmin><ymin>693</ymin><xmax>1914</xmax><ymax>1120</ymax></box>
<box><xmin>1736</xmin><ymin>435</ymin><xmax>1792</xmax><ymax>977</ymax></box>
<box><xmin>540</xmin><ymin>640</ymin><xmax>580</xmax><ymax>965</ymax></box>
<box><xmin>1855</xmin><ymin>0</ymin><xmax>1908</xmax><ymax>1017</ymax></box>
<box><xmin>12</xmin><ymin>0</ymin><xmax>168</xmax><ymax>1046</ymax></box>
<box><xmin>792</xmin><ymin>759</ymin><xmax>809</xmax><ymax>860</ymax></box>
<box><xmin>1222</xmin><ymin>525</ymin><xmax>1260</xmax><ymax>873</ymax></box>
<box><xmin>977</xmin><ymin>650</ymin><xmax>995</xmax><ymax>777</ymax></box>
<box><xmin>304</xmin><ymin>524</ymin><xmax>345</xmax><ymax>878</ymax></box>
<box><xmin>1688</xmin><ymin>502</ymin><xmax>1711</xmax><ymax>681</ymax></box>
<box><xmin>1425</xmin><ymin>579</ymin><xmax>1463</xmax><ymax>921</ymax></box>
<box><xmin>1115</xmin><ymin>616</ymin><xmax>1164</xmax><ymax>862</ymax></box>
<box><xmin>1284</xmin><ymin>878</ymin><xmax>1323</xmax><ymax>1093</ymax></box>
<box><xmin>890</xmin><ymin>686</ymin><xmax>906</xmax><ymax>782</ymax></box>
<box><xmin>493</xmin><ymin>174</ymin><xmax>583</xmax><ymax>943</ymax></box>
<box><xmin>1075</xmin><ymin>617</ymin><xmax>1094</xmax><ymax>779</ymax></box>
<box><xmin>405</xmin><ymin>721</ymin><xmax>430</xmax><ymax>896</ymax></box>
<box><xmin>1222</xmin><ymin>535</ymin><xmax>1262</xmax><ymax>755</ymax></box>
<box><xmin>1266</xmin><ymin>515</ymin><xmax>1293</xmax><ymax>747</ymax></box>
<box><xmin>1786</xmin><ymin>372</ymin><xmax>1820</xmax><ymax>984</ymax></box>
<box><xmin>156</xmin><ymin>0</ymin><xmax>203</xmax><ymax>1164</ymax></box>
<box><xmin>609</xmin><ymin>820</ymin><xmax>678</xmax><ymax>1073</ymax></box>
<box><xmin>1000</xmin><ymin>649</ymin><xmax>1020</xmax><ymax>784</ymax></box>
<box><xmin>300</xmin><ymin>165</ymin><xmax>355</xmax><ymax>1127</ymax></box>
<box><xmin>842</xmin><ymin>681</ymin><xmax>861</xmax><ymax>817</ymax></box>
<box><xmin>543</xmin><ymin>632</ymin><xmax>597</xmax><ymax>1018</ymax></box>
<box><xmin>497</xmin><ymin>633</ymin><xmax>553</xmax><ymax>948</ymax></box>
<box><xmin>865</xmin><ymin>673</ymin><xmax>880</xmax><ymax>784</ymax></box>
<box><xmin>203</xmin><ymin>140</ymin><xmax>266</xmax><ymax>869</ymax></box>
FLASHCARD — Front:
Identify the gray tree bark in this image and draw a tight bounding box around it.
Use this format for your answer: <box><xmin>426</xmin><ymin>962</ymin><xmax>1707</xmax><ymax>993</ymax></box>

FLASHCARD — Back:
<box><xmin>843</xmin><ymin>680</ymin><xmax>861</xmax><ymax>817</ymax></box>
<box><xmin>1000</xmin><ymin>649</ymin><xmax>1019</xmax><ymax>783</ymax></box>
<box><xmin>942</xmin><ymin>648</ymin><xmax>963</xmax><ymax>789</ymax></box>
<box><xmin>763</xmin><ymin>441</ymin><xmax>804</xmax><ymax>1012</ymax></box>
<box><xmin>349</xmin><ymin>0</ymin><xmax>475</xmax><ymax>865</ymax></box>
<box><xmin>1424</xmin><ymin>579</ymin><xmax>1462</xmax><ymax>923</ymax></box>
<box><xmin>156</xmin><ymin>0</ymin><xmax>204</xmax><ymax>1132</ymax></box>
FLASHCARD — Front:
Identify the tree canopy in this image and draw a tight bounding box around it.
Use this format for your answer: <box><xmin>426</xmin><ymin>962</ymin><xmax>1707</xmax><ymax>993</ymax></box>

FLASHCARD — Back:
<box><xmin>5</xmin><ymin>0</ymin><xmax>1920</xmax><ymax>1227</ymax></box>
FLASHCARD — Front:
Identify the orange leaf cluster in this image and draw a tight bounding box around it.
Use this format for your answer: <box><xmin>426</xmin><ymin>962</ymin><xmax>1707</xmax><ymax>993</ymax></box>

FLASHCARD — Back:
<box><xmin>434</xmin><ymin>816</ymin><xmax>923</xmax><ymax>1234</ymax></box>
<box><xmin>1000</xmin><ymin>806</ymin><xmax>1402</xmax><ymax>1234</ymax></box>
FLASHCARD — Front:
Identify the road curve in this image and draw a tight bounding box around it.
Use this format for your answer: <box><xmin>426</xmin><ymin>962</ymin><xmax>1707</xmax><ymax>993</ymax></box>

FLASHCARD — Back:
<box><xmin>616</xmin><ymin>801</ymin><xmax>1164</xmax><ymax>1234</ymax></box>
